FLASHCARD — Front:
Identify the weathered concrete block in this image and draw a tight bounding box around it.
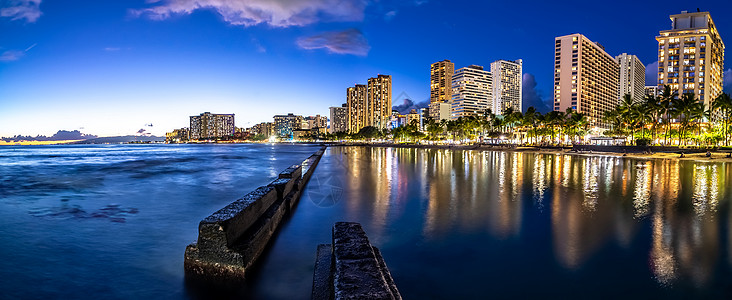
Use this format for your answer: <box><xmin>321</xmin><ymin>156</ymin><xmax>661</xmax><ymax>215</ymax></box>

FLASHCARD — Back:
<box><xmin>330</xmin><ymin>222</ymin><xmax>401</xmax><ymax>300</ymax></box>
<box><xmin>183</xmin><ymin>242</ymin><xmax>246</xmax><ymax>284</ymax></box>
<box><xmin>198</xmin><ymin>185</ymin><xmax>277</xmax><ymax>248</ymax></box>
<box><xmin>232</xmin><ymin>195</ymin><xmax>289</xmax><ymax>270</ymax></box>
<box><xmin>279</xmin><ymin>164</ymin><xmax>302</xmax><ymax>179</ymax></box>
<box><xmin>311</xmin><ymin>244</ymin><xmax>334</xmax><ymax>300</ymax></box>
<box><xmin>270</xmin><ymin>177</ymin><xmax>296</xmax><ymax>201</ymax></box>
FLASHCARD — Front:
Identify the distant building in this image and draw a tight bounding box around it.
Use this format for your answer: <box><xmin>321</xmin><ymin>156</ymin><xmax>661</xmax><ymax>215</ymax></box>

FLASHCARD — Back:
<box><xmin>554</xmin><ymin>34</ymin><xmax>619</xmax><ymax>129</ymax></box>
<box><xmin>305</xmin><ymin>115</ymin><xmax>328</xmax><ymax>130</ymax></box>
<box><xmin>615</xmin><ymin>53</ymin><xmax>646</xmax><ymax>102</ymax></box>
<box><xmin>656</xmin><ymin>10</ymin><xmax>725</xmax><ymax>108</ymax></box>
<box><xmin>407</xmin><ymin>109</ymin><xmax>423</xmax><ymax>130</ymax></box>
<box><xmin>430</xmin><ymin>102</ymin><xmax>452</xmax><ymax>121</ymax></box>
<box><xmin>645</xmin><ymin>86</ymin><xmax>660</xmax><ymax>97</ymax></box>
<box><xmin>189</xmin><ymin>112</ymin><xmax>235</xmax><ymax>140</ymax></box>
<box><xmin>165</xmin><ymin>128</ymin><xmax>189</xmax><ymax>143</ymax></box>
<box><xmin>273</xmin><ymin>113</ymin><xmax>303</xmax><ymax>139</ymax></box>
<box><xmin>251</xmin><ymin>122</ymin><xmax>274</xmax><ymax>137</ymax></box>
<box><xmin>329</xmin><ymin>104</ymin><xmax>348</xmax><ymax>133</ymax></box>
<box><xmin>451</xmin><ymin>65</ymin><xmax>492</xmax><ymax>120</ymax></box>
<box><xmin>430</xmin><ymin>59</ymin><xmax>455</xmax><ymax>120</ymax></box>
<box><xmin>491</xmin><ymin>59</ymin><xmax>523</xmax><ymax>115</ymax></box>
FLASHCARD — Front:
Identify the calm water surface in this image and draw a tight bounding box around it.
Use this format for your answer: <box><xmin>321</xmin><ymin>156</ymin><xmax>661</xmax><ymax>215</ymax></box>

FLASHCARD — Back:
<box><xmin>2</xmin><ymin>145</ymin><xmax>732</xmax><ymax>299</ymax></box>
<box><xmin>249</xmin><ymin>147</ymin><xmax>732</xmax><ymax>299</ymax></box>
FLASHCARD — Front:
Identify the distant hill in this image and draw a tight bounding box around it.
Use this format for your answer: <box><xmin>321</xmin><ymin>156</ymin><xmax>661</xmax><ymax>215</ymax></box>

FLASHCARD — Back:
<box><xmin>70</xmin><ymin>135</ymin><xmax>165</xmax><ymax>144</ymax></box>
<box><xmin>1</xmin><ymin>130</ymin><xmax>97</xmax><ymax>142</ymax></box>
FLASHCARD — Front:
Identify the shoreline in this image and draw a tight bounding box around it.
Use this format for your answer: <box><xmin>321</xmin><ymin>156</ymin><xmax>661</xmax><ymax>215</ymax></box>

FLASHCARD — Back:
<box><xmin>327</xmin><ymin>142</ymin><xmax>732</xmax><ymax>163</ymax></box>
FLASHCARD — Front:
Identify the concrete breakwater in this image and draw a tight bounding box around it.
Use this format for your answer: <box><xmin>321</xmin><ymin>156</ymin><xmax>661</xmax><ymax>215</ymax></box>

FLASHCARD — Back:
<box><xmin>184</xmin><ymin>146</ymin><xmax>326</xmax><ymax>284</ymax></box>
<box><xmin>312</xmin><ymin>222</ymin><xmax>402</xmax><ymax>300</ymax></box>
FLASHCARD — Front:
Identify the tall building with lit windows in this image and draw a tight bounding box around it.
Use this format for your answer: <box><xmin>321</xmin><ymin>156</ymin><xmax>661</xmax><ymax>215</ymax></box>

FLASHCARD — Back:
<box><xmin>451</xmin><ymin>65</ymin><xmax>492</xmax><ymax>119</ymax></box>
<box><xmin>656</xmin><ymin>10</ymin><xmax>725</xmax><ymax>108</ymax></box>
<box><xmin>615</xmin><ymin>53</ymin><xmax>646</xmax><ymax>102</ymax></box>
<box><xmin>346</xmin><ymin>84</ymin><xmax>367</xmax><ymax>133</ymax></box>
<box><xmin>429</xmin><ymin>60</ymin><xmax>454</xmax><ymax>120</ymax></box>
<box><xmin>490</xmin><ymin>59</ymin><xmax>523</xmax><ymax>115</ymax></box>
<box><xmin>346</xmin><ymin>75</ymin><xmax>392</xmax><ymax>133</ymax></box>
<box><xmin>367</xmin><ymin>75</ymin><xmax>392</xmax><ymax>130</ymax></box>
<box><xmin>189</xmin><ymin>112</ymin><xmax>235</xmax><ymax>140</ymax></box>
<box><xmin>554</xmin><ymin>34</ymin><xmax>619</xmax><ymax>129</ymax></box>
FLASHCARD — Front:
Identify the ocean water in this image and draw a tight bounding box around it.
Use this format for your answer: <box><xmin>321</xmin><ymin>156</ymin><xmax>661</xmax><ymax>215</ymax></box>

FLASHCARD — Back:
<box><xmin>0</xmin><ymin>144</ymin><xmax>319</xmax><ymax>299</ymax></box>
<box><xmin>248</xmin><ymin>147</ymin><xmax>732</xmax><ymax>299</ymax></box>
<box><xmin>2</xmin><ymin>145</ymin><xmax>732</xmax><ymax>299</ymax></box>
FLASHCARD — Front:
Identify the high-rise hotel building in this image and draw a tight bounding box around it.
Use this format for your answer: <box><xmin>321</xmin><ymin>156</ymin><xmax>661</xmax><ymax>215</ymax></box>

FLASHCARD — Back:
<box><xmin>491</xmin><ymin>59</ymin><xmax>523</xmax><ymax>115</ymax></box>
<box><xmin>554</xmin><ymin>34</ymin><xmax>619</xmax><ymax>129</ymax></box>
<box><xmin>346</xmin><ymin>84</ymin><xmax>367</xmax><ymax>133</ymax></box>
<box><xmin>615</xmin><ymin>53</ymin><xmax>646</xmax><ymax>102</ymax></box>
<box><xmin>189</xmin><ymin>112</ymin><xmax>235</xmax><ymax>140</ymax></box>
<box><xmin>656</xmin><ymin>10</ymin><xmax>724</xmax><ymax>108</ymax></box>
<box><xmin>451</xmin><ymin>65</ymin><xmax>492</xmax><ymax>119</ymax></box>
<box><xmin>367</xmin><ymin>75</ymin><xmax>392</xmax><ymax>130</ymax></box>
<box><xmin>429</xmin><ymin>60</ymin><xmax>455</xmax><ymax>120</ymax></box>
<box><xmin>329</xmin><ymin>104</ymin><xmax>348</xmax><ymax>133</ymax></box>
<box><xmin>346</xmin><ymin>75</ymin><xmax>392</xmax><ymax>133</ymax></box>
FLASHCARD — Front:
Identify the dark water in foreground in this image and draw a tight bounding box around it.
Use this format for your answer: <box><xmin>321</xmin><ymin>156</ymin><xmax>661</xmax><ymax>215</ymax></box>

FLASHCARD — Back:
<box><xmin>249</xmin><ymin>147</ymin><xmax>732</xmax><ymax>299</ymax></box>
<box><xmin>0</xmin><ymin>144</ymin><xmax>319</xmax><ymax>299</ymax></box>
<box><xmin>2</xmin><ymin>145</ymin><xmax>732</xmax><ymax>299</ymax></box>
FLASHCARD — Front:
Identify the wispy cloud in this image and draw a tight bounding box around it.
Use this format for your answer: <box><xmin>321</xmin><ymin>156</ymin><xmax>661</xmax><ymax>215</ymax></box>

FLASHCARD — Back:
<box><xmin>0</xmin><ymin>0</ymin><xmax>42</xmax><ymax>23</ymax></box>
<box><xmin>645</xmin><ymin>61</ymin><xmax>658</xmax><ymax>87</ymax></box>
<box><xmin>296</xmin><ymin>28</ymin><xmax>370</xmax><ymax>56</ymax></box>
<box><xmin>104</xmin><ymin>47</ymin><xmax>121</xmax><ymax>52</ymax></box>
<box><xmin>724</xmin><ymin>68</ymin><xmax>732</xmax><ymax>94</ymax></box>
<box><xmin>0</xmin><ymin>43</ymin><xmax>36</xmax><ymax>62</ymax></box>
<box><xmin>251</xmin><ymin>37</ymin><xmax>266</xmax><ymax>53</ymax></box>
<box><xmin>0</xmin><ymin>50</ymin><xmax>24</xmax><ymax>62</ymax></box>
<box><xmin>131</xmin><ymin>0</ymin><xmax>368</xmax><ymax>27</ymax></box>
<box><xmin>384</xmin><ymin>10</ymin><xmax>397</xmax><ymax>21</ymax></box>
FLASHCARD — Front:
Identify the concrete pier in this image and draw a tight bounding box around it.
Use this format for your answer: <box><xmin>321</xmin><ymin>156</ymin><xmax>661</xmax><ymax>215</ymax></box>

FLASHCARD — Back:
<box><xmin>184</xmin><ymin>146</ymin><xmax>326</xmax><ymax>284</ymax></box>
<box><xmin>312</xmin><ymin>222</ymin><xmax>401</xmax><ymax>300</ymax></box>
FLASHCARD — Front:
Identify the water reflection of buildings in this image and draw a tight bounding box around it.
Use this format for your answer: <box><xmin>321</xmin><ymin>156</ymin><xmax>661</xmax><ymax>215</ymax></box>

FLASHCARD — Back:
<box><xmin>330</xmin><ymin>147</ymin><xmax>730</xmax><ymax>287</ymax></box>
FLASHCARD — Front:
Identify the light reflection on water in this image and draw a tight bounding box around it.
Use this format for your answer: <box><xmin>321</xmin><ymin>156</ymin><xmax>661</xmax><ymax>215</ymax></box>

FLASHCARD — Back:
<box><xmin>252</xmin><ymin>147</ymin><xmax>732</xmax><ymax>299</ymax></box>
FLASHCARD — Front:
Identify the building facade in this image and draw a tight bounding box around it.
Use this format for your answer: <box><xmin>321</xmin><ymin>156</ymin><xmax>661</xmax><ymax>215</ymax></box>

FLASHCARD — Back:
<box><xmin>305</xmin><ymin>115</ymin><xmax>328</xmax><ymax>130</ymax></box>
<box><xmin>645</xmin><ymin>86</ymin><xmax>661</xmax><ymax>97</ymax></box>
<box><xmin>346</xmin><ymin>84</ymin><xmax>368</xmax><ymax>133</ymax></box>
<box><xmin>273</xmin><ymin>113</ymin><xmax>303</xmax><ymax>139</ymax></box>
<box><xmin>656</xmin><ymin>10</ymin><xmax>725</xmax><ymax>108</ymax></box>
<box><xmin>451</xmin><ymin>65</ymin><xmax>492</xmax><ymax>119</ymax></box>
<box><xmin>554</xmin><ymin>34</ymin><xmax>619</xmax><ymax>129</ymax></box>
<box><xmin>329</xmin><ymin>105</ymin><xmax>348</xmax><ymax>133</ymax></box>
<box><xmin>615</xmin><ymin>53</ymin><xmax>646</xmax><ymax>102</ymax></box>
<box><xmin>252</xmin><ymin>122</ymin><xmax>275</xmax><ymax>137</ymax></box>
<box><xmin>367</xmin><ymin>75</ymin><xmax>392</xmax><ymax>130</ymax></box>
<box><xmin>189</xmin><ymin>112</ymin><xmax>235</xmax><ymax>140</ymax></box>
<box><xmin>430</xmin><ymin>60</ymin><xmax>455</xmax><ymax>120</ymax></box>
<box><xmin>490</xmin><ymin>59</ymin><xmax>523</xmax><ymax>115</ymax></box>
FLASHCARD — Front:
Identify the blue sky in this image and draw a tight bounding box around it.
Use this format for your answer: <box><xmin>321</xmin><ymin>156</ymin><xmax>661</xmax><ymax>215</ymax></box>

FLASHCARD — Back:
<box><xmin>1</xmin><ymin>0</ymin><xmax>731</xmax><ymax>137</ymax></box>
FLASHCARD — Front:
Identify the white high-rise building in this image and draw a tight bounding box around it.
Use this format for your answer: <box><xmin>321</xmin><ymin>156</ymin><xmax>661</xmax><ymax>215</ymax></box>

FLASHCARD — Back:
<box><xmin>554</xmin><ymin>33</ymin><xmax>619</xmax><ymax>129</ymax></box>
<box><xmin>490</xmin><ymin>59</ymin><xmax>523</xmax><ymax>115</ymax></box>
<box><xmin>615</xmin><ymin>53</ymin><xmax>646</xmax><ymax>102</ymax></box>
<box><xmin>451</xmin><ymin>65</ymin><xmax>492</xmax><ymax>120</ymax></box>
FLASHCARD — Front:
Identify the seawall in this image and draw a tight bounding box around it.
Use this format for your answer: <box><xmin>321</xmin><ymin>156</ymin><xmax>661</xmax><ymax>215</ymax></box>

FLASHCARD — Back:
<box><xmin>184</xmin><ymin>146</ymin><xmax>327</xmax><ymax>284</ymax></box>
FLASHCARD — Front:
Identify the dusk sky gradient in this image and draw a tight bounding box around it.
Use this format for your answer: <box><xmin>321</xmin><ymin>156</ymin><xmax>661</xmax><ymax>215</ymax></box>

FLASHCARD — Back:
<box><xmin>1</xmin><ymin>0</ymin><xmax>731</xmax><ymax>137</ymax></box>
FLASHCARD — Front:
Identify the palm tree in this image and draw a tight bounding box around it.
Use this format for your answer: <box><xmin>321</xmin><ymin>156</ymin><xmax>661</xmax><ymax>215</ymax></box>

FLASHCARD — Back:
<box><xmin>712</xmin><ymin>93</ymin><xmax>732</xmax><ymax>146</ymax></box>
<box><xmin>659</xmin><ymin>85</ymin><xmax>676</xmax><ymax>145</ymax></box>
<box><xmin>523</xmin><ymin>107</ymin><xmax>540</xmax><ymax>144</ymax></box>
<box><xmin>673</xmin><ymin>93</ymin><xmax>702</xmax><ymax>146</ymax></box>
<box><xmin>642</xmin><ymin>94</ymin><xmax>662</xmax><ymax>144</ymax></box>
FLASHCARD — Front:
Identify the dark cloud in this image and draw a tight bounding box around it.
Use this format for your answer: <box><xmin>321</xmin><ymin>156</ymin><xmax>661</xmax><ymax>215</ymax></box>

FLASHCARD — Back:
<box><xmin>645</xmin><ymin>61</ymin><xmax>658</xmax><ymax>87</ymax></box>
<box><xmin>296</xmin><ymin>28</ymin><xmax>370</xmax><ymax>56</ymax></box>
<box><xmin>131</xmin><ymin>0</ymin><xmax>367</xmax><ymax>28</ymax></box>
<box><xmin>0</xmin><ymin>0</ymin><xmax>42</xmax><ymax>23</ymax></box>
<box><xmin>522</xmin><ymin>73</ymin><xmax>551</xmax><ymax>113</ymax></box>
<box><xmin>724</xmin><ymin>68</ymin><xmax>731</xmax><ymax>94</ymax></box>
<box><xmin>392</xmin><ymin>98</ymin><xmax>428</xmax><ymax>114</ymax></box>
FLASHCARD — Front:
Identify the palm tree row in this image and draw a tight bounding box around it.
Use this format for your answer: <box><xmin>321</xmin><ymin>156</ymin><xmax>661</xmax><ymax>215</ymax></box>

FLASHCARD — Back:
<box><xmin>603</xmin><ymin>85</ymin><xmax>732</xmax><ymax>146</ymax></box>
